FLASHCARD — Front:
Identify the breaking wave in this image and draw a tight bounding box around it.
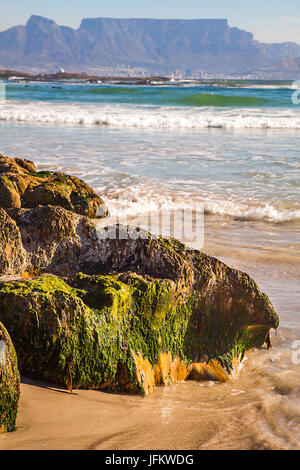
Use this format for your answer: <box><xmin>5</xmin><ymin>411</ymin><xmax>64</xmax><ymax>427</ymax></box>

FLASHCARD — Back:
<box><xmin>1</xmin><ymin>101</ymin><xmax>300</xmax><ymax>130</ymax></box>
<box><xmin>104</xmin><ymin>185</ymin><xmax>300</xmax><ymax>224</ymax></box>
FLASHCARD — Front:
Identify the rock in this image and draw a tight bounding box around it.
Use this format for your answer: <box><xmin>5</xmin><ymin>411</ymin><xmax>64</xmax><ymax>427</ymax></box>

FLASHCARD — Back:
<box><xmin>0</xmin><ymin>260</ymin><xmax>278</xmax><ymax>395</ymax></box>
<box><xmin>0</xmin><ymin>155</ymin><xmax>35</xmax><ymax>174</ymax></box>
<box><xmin>6</xmin><ymin>205</ymin><xmax>102</xmax><ymax>274</ymax></box>
<box><xmin>0</xmin><ymin>155</ymin><xmax>108</xmax><ymax>218</ymax></box>
<box><xmin>2</xmin><ymin>206</ymin><xmax>191</xmax><ymax>278</ymax></box>
<box><xmin>14</xmin><ymin>158</ymin><xmax>37</xmax><ymax>173</ymax></box>
<box><xmin>0</xmin><ymin>204</ymin><xmax>279</xmax><ymax>394</ymax></box>
<box><xmin>0</xmin><ymin>175</ymin><xmax>21</xmax><ymax>208</ymax></box>
<box><xmin>0</xmin><ymin>208</ymin><xmax>26</xmax><ymax>275</ymax></box>
<box><xmin>0</xmin><ymin>321</ymin><xmax>20</xmax><ymax>433</ymax></box>
<box><xmin>0</xmin><ymin>273</ymin><xmax>181</xmax><ymax>394</ymax></box>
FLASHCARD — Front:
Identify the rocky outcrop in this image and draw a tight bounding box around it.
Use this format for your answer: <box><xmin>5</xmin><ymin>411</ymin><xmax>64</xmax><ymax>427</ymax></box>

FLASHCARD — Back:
<box><xmin>0</xmin><ymin>322</ymin><xmax>20</xmax><ymax>433</ymax></box>
<box><xmin>0</xmin><ymin>271</ymin><xmax>278</xmax><ymax>395</ymax></box>
<box><xmin>0</xmin><ymin>155</ymin><xmax>108</xmax><ymax>218</ymax></box>
<box><xmin>0</xmin><ymin>159</ymin><xmax>279</xmax><ymax>395</ymax></box>
<box><xmin>0</xmin><ymin>204</ymin><xmax>279</xmax><ymax>394</ymax></box>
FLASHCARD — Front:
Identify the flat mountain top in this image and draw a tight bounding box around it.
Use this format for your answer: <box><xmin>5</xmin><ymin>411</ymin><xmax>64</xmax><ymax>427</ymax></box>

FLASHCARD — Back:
<box><xmin>0</xmin><ymin>15</ymin><xmax>299</xmax><ymax>76</ymax></box>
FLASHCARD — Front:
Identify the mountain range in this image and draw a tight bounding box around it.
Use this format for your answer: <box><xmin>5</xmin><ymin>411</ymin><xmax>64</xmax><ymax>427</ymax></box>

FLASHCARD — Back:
<box><xmin>0</xmin><ymin>15</ymin><xmax>300</xmax><ymax>76</ymax></box>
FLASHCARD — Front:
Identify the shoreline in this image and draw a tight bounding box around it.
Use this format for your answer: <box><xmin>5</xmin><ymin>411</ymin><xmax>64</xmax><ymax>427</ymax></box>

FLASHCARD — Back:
<box><xmin>0</xmin><ymin>70</ymin><xmax>170</xmax><ymax>85</ymax></box>
<box><xmin>1</xmin><ymin>70</ymin><xmax>294</xmax><ymax>87</ymax></box>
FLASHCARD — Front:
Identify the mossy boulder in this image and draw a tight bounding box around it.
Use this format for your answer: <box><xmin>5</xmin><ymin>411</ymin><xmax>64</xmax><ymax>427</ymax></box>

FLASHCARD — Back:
<box><xmin>0</xmin><ymin>203</ymin><xmax>279</xmax><ymax>394</ymax></box>
<box><xmin>0</xmin><ymin>274</ymin><xmax>182</xmax><ymax>393</ymax></box>
<box><xmin>0</xmin><ymin>267</ymin><xmax>278</xmax><ymax>395</ymax></box>
<box><xmin>0</xmin><ymin>321</ymin><xmax>20</xmax><ymax>433</ymax></box>
<box><xmin>0</xmin><ymin>155</ymin><xmax>108</xmax><ymax>218</ymax></box>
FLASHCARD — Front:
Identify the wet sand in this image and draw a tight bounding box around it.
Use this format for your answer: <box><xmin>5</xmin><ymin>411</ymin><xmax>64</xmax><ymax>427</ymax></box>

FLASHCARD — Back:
<box><xmin>0</xmin><ymin>330</ymin><xmax>299</xmax><ymax>450</ymax></box>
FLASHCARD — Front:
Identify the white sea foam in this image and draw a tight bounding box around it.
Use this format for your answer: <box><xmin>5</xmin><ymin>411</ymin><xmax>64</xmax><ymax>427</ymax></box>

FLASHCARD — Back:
<box><xmin>1</xmin><ymin>101</ymin><xmax>300</xmax><ymax>130</ymax></box>
<box><xmin>242</xmin><ymin>85</ymin><xmax>294</xmax><ymax>90</ymax></box>
<box><xmin>204</xmin><ymin>200</ymin><xmax>300</xmax><ymax>223</ymax></box>
<box><xmin>104</xmin><ymin>185</ymin><xmax>300</xmax><ymax>223</ymax></box>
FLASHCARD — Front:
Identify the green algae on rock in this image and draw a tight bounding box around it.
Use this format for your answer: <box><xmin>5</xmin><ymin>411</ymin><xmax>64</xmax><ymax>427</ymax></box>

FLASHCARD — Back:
<box><xmin>0</xmin><ymin>268</ymin><xmax>278</xmax><ymax>395</ymax></box>
<box><xmin>0</xmin><ymin>274</ymin><xmax>185</xmax><ymax>394</ymax></box>
<box><xmin>0</xmin><ymin>154</ymin><xmax>108</xmax><ymax>218</ymax></box>
<box><xmin>0</xmin><ymin>322</ymin><xmax>20</xmax><ymax>433</ymax></box>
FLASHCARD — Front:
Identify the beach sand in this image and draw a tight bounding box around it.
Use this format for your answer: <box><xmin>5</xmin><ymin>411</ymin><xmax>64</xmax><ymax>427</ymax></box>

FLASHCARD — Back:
<box><xmin>1</xmin><ymin>327</ymin><xmax>298</xmax><ymax>452</ymax></box>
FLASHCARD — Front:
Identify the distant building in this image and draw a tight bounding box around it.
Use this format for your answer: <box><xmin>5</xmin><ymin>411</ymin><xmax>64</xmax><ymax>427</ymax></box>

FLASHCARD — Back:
<box><xmin>8</xmin><ymin>76</ymin><xmax>25</xmax><ymax>81</ymax></box>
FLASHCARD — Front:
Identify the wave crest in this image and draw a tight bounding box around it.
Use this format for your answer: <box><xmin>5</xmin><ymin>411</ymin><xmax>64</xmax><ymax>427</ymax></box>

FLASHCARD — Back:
<box><xmin>1</xmin><ymin>101</ymin><xmax>300</xmax><ymax>130</ymax></box>
<box><xmin>104</xmin><ymin>186</ymin><xmax>300</xmax><ymax>224</ymax></box>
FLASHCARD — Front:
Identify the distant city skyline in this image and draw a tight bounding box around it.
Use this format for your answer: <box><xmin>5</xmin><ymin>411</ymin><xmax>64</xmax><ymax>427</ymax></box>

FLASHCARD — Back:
<box><xmin>0</xmin><ymin>0</ymin><xmax>300</xmax><ymax>44</ymax></box>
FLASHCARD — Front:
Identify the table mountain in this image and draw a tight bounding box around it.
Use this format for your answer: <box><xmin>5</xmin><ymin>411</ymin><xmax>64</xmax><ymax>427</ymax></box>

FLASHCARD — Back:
<box><xmin>0</xmin><ymin>15</ymin><xmax>299</xmax><ymax>75</ymax></box>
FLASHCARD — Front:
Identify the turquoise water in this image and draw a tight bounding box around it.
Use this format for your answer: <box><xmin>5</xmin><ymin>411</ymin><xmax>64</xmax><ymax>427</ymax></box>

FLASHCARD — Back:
<box><xmin>4</xmin><ymin>81</ymin><xmax>297</xmax><ymax>108</ymax></box>
<box><xmin>1</xmin><ymin>80</ymin><xmax>299</xmax><ymax>221</ymax></box>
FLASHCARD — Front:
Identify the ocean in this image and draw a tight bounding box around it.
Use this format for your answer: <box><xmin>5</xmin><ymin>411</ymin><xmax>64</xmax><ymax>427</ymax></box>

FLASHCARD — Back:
<box><xmin>0</xmin><ymin>80</ymin><xmax>299</xmax><ymax>449</ymax></box>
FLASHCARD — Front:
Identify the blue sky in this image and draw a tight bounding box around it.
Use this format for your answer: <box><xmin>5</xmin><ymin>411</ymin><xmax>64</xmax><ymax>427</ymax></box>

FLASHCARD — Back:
<box><xmin>0</xmin><ymin>0</ymin><xmax>300</xmax><ymax>43</ymax></box>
